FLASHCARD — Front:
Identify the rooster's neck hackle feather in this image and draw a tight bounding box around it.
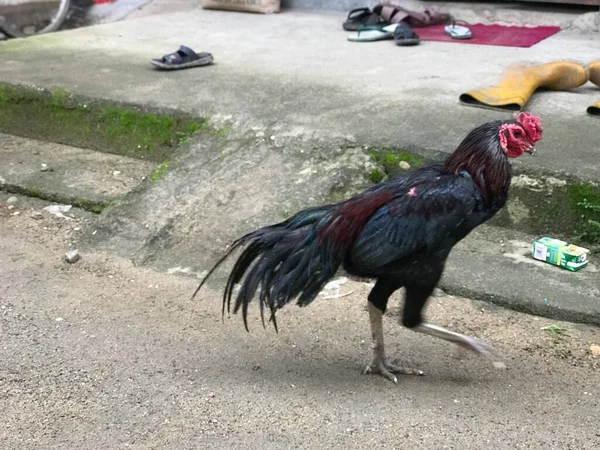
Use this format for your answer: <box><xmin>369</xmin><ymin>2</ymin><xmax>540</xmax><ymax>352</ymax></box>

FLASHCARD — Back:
<box><xmin>443</xmin><ymin>120</ymin><xmax>511</xmax><ymax>202</ymax></box>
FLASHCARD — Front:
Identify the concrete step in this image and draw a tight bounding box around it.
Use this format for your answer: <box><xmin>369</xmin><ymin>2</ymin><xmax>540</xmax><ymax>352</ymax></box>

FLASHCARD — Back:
<box><xmin>76</xmin><ymin>129</ymin><xmax>600</xmax><ymax>327</ymax></box>
<box><xmin>0</xmin><ymin>133</ymin><xmax>155</xmax><ymax>211</ymax></box>
<box><xmin>0</xmin><ymin>9</ymin><xmax>598</xmax><ymax>249</ymax></box>
<box><xmin>443</xmin><ymin>225</ymin><xmax>600</xmax><ymax>327</ymax></box>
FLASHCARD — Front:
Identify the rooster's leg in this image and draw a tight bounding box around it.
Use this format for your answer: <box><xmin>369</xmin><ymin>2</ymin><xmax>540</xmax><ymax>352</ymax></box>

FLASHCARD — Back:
<box><xmin>363</xmin><ymin>302</ymin><xmax>424</xmax><ymax>383</ymax></box>
<box><xmin>413</xmin><ymin>323</ymin><xmax>506</xmax><ymax>369</ymax></box>
<box><xmin>403</xmin><ymin>285</ymin><xmax>506</xmax><ymax>368</ymax></box>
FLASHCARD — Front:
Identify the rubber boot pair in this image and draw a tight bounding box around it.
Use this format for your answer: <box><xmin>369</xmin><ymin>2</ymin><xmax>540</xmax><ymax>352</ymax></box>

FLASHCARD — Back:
<box><xmin>459</xmin><ymin>60</ymin><xmax>600</xmax><ymax>117</ymax></box>
<box><xmin>586</xmin><ymin>61</ymin><xmax>600</xmax><ymax>117</ymax></box>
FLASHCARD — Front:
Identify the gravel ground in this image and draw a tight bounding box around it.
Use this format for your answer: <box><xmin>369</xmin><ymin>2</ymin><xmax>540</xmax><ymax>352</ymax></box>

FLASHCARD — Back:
<box><xmin>1</xmin><ymin>192</ymin><xmax>599</xmax><ymax>449</ymax></box>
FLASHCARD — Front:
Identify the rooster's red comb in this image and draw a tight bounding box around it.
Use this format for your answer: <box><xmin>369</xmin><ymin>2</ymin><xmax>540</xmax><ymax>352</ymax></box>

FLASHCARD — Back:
<box><xmin>514</xmin><ymin>112</ymin><xmax>543</xmax><ymax>144</ymax></box>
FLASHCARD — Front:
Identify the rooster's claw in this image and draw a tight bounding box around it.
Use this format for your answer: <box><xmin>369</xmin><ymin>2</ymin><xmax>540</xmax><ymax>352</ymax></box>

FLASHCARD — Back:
<box><xmin>364</xmin><ymin>357</ymin><xmax>424</xmax><ymax>383</ymax></box>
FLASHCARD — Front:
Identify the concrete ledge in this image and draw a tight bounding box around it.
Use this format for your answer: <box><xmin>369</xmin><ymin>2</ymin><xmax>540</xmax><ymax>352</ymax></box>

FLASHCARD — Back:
<box><xmin>0</xmin><ymin>133</ymin><xmax>155</xmax><ymax>210</ymax></box>
<box><xmin>0</xmin><ymin>83</ymin><xmax>206</xmax><ymax>162</ymax></box>
<box><xmin>443</xmin><ymin>226</ymin><xmax>600</xmax><ymax>327</ymax></box>
<box><xmin>1</xmin><ymin>9</ymin><xmax>598</xmax><ymax>180</ymax></box>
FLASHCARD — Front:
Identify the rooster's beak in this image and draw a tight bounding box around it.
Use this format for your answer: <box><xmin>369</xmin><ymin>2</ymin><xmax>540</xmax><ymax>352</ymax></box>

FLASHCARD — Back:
<box><xmin>526</xmin><ymin>146</ymin><xmax>537</xmax><ymax>156</ymax></box>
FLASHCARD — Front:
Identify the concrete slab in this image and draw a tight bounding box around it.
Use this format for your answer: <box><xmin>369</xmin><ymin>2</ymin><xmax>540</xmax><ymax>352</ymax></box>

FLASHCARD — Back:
<box><xmin>0</xmin><ymin>9</ymin><xmax>598</xmax><ymax>325</ymax></box>
<box><xmin>0</xmin><ymin>9</ymin><xmax>599</xmax><ymax>182</ymax></box>
<box><xmin>0</xmin><ymin>133</ymin><xmax>155</xmax><ymax>207</ymax></box>
<box><xmin>443</xmin><ymin>225</ymin><xmax>600</xmax><ymax>327</ymax></box>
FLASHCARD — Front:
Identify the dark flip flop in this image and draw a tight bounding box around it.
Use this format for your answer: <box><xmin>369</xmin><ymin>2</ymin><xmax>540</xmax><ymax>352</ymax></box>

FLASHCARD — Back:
<box><xmin>393</xmin><ymin>22</ymin><xmax>420</xmax><ymax>46</ymax></box>
<box><xmin>151</xmin><ymin>45</ymin><xmax>214</xmax><ymax>70</ymax></box>
<box><xmin>343</xmin><ymin>7</ymin><xmax>388</xmax><ymax>31</ymax></box>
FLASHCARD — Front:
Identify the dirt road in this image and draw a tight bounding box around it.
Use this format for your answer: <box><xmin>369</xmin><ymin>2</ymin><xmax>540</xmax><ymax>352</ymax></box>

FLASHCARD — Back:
<box><xmin>1</xmin><ymin>193</ymin><xmax>599</xmax><ymax>449</ymax></box>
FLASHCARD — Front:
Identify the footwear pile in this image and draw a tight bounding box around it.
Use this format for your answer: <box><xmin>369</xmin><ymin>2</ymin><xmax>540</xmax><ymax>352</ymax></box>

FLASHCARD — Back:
<box><xmin>343</xmin><ymin>3</ymin><xmax>468</xmax><ymax>46</ymax></box>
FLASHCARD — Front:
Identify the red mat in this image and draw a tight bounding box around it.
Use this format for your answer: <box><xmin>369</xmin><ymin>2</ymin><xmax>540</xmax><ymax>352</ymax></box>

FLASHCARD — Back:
<box><xmin>415</xmin><ymin>23</ymin><xmax>561</xmax><ymax>48</ymax></box>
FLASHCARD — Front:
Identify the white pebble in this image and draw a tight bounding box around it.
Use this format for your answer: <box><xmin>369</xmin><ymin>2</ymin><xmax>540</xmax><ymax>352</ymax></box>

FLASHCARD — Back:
<box><xmin>65</xmin><ymin>249</ymin><xmax>81</xmax><ymax>264</ymax></box>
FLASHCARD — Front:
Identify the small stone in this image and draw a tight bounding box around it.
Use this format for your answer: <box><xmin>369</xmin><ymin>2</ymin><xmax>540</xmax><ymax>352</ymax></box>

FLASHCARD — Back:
<box><xmin>590</xmin><ymin>345</ymin><xmax>600</xmax><ymax>357</ymax></box>
<box><xmin>65</xmin><ymin>249</ymin><xmax>81</xmax><ymax>264</ymax></box>
<box><xmin>41</xmin><ymin>163</ymin><xmax>49</xmax><ymax>172</ymax></box>
<box><xmin>398</xmin><ymin>161</ymin><xmax>411</xmax><ymax>170</ymax></box>
<box><xmin>43</xmin><ymin>204</ymin><xmax>73</xmax><ymax>220</ymax></box>
<box><xmin>7</xmin><ymin>205</ymin><xmax>14</xmax><ymax>210</ymax></box>
<box><xmin>432</xmin><ymin>288</ymin><xmax>446</xmax><ymax>298</ymax></box>
<box><xmin>113</xmin><ymin>171</ymin><xmax>121</xmax><ymax>177</ymax></box>
<box><xmin>31</xmin><ymin>211</ymin><xmax>43</xmax><ymax>220</ymax></box>
<box><xmin>11</xmin><ymin>211</ymin><xmax>20</xmax><ymax>216</ymax></box>
<box><xmin>6</xmin><ymin>196</ymin><xmax>17</xmax><ymax>204</ymax></box>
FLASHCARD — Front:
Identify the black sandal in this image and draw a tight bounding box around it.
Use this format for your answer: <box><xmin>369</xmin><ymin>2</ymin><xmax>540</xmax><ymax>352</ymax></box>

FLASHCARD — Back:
<box><xmin>151</xmin><ymin>45</ymin><xmax>214</xmax><ymax>70</ymax></box>
<box><xmin>393</xmin><ymin>22</ymin><xmax>420</xmax><ymax>46</ymax></box>
<box><xmin>343</xmin><ymin>7</ymin><xmax>389</xmax><ymax>31</ymax></box>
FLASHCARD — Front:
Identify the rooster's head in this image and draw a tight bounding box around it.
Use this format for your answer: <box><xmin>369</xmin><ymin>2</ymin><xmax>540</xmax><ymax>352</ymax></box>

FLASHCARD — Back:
<box><xmin>498</xmin><ymin>112</ymin><xmax>543</xmax><ymax>158</ymax></box>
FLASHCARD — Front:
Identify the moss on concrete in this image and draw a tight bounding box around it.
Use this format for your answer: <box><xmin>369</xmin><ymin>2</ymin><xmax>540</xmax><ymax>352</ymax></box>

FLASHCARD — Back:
<box><xmin>367</xmin><ymin>168</ymin><xmax>385</xmax><ymax>184</ymax></box>
<box><xmin>214</xmin><ymin>125</ymin><xmax>232</xmax><ymax>137</ymax></box>
<box><xmin>7</xmin><ymin>185</ymin><xmax>110</xmax><ymax>213</ymax></box>
<box><xmin>567</xmin><ymin>183</ymin><xmax>600</xmax><ymax>244</ymax></box>
<box><xmin>486</xmin><ymin>181</ymin><xmax>600</xmax><ymax>249</ymax></box>
<box><xmin>151</xmin><ymin>161</ymin><xmax>171</xmax><ymax>181</ymax></box>
<box><xmin>0</xmin><ymin>83</ymin><xmax>206</xmax><ymax>162</ymax></box>
<box><xmin>367</xmin><ymin>148</ymin><xmax>429</xmax><ymax>177</ymax></box>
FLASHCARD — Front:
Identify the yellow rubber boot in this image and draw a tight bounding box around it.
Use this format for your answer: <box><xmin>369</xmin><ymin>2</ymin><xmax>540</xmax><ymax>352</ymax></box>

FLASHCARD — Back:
<box><xmin>587</xmin><ymin>60</ymin><xmax>600</xmax><ymax>117</ymax></box>
<box><xmin>460</xmin><ymin>61</ymin><xmax>589</xmax><ymax>112</ymax></box>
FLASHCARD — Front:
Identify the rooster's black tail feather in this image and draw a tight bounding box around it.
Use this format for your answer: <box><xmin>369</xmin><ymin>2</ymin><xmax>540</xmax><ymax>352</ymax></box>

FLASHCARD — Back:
<box><xmin>193</xmin><ymin>206</ymin><xmax>343</xmax><ymax>331</ymax></box>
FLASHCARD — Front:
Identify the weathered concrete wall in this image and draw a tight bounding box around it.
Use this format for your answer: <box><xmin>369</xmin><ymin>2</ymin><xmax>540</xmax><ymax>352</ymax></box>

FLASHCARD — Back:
<box><xmin>81</xmin><ymin>129</ymin><xmax>378</xmax><ymax>275</ymax></box>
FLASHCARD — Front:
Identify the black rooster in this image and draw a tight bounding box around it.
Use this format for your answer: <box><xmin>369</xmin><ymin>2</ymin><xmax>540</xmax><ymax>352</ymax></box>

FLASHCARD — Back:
<box><xmin>194</xmin><ymin>113</ymin><xmax>543</xmax><ymax>382</ymax></box>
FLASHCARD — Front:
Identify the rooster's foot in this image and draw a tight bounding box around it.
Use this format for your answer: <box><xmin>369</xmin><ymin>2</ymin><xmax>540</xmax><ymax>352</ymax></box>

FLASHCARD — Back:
<box><xmin>414</xmin><ymin>323</ymin><xmax>506</xmax><ymax>369</ymax></box>
<box><xmin>455</xmin><ymin>337</ymin><xmax>506</xmax><ymax>369</ymax></box>
<box><xmin>363</xmin><ymin>357</ymin><xmax>424</xmax><ymax>383</ymax></box>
